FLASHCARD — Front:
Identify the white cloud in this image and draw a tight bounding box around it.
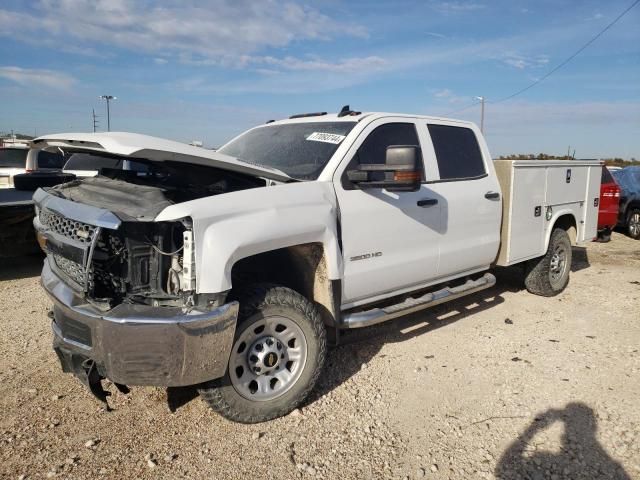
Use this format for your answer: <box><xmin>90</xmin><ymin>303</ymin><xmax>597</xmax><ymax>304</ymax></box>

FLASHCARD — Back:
<box><xmin>434</xmin><ymin>88</ymin><xmax>454</xmax><ymax>98</ymax></box>
<box><xmin>153</xmin><ymin>58</ymin><xmax>168</xmax><ymax>65</ymax></box>
<box><xmin>433</xmin><ymin>88</ymin><xmax>468</xmax><ymax>103</ymax></box>
<box><xmin>586</xmin><ymin>12</ymin><xmax>604</xmax><ymax>21</ymax></box>
<box><xmin>431</xmin><ymin>1</ymin><xmax>485</xmax><ymax>14</ymax></box>
<box><xmin>256</xmin><ymin>55</ymin><xmax>387</xmax><ymax>73</ymax></box>
<box><xmin>500</xmin><ymin>52</ymin><xmax>549</xmax><ymax>70</ymax></box>
<box><xmin>0</xmin><ymin>66</ymin><xmax>75</xmax><ymax>90</ymax></box>
<box><xmin>0</xmin><ymin>1</ymin><xmax>368</xmax><ymax>68</ymax></box>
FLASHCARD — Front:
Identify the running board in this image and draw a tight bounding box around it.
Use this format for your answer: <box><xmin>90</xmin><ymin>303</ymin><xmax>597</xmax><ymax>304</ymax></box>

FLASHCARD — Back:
<box><xmin>341</xmin><ymin>272</ymin><xmax>496</xmax><ymax>329</ymax></box>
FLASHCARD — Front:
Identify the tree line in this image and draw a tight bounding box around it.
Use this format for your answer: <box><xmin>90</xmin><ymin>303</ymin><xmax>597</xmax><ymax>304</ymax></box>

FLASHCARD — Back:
<box><xmin>497</xmin><ymin>154</ymin><xmax>639</xmax><ymax>166</ymax></box>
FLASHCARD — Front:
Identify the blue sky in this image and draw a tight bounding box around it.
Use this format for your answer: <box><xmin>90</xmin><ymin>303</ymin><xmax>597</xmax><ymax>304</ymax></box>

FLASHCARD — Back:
<box><xmin>0</xmin><ymin>0</ymin><xmax>638</xmax><ymax>158</ymax></box>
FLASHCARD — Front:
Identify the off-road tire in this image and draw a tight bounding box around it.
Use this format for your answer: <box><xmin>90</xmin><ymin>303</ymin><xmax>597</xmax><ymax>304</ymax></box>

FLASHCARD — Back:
<box><xmin>626</xmin><ymin>208</ymin><xmax>640</xmax><ymax>240</ymax></box>
<box><xmin>524</xmin><ymin>228</ymin><xmax>572</xmax><ymax>296</ymax></box>
<box><xmin>198</xmin><ymin>284</ymin><xmax>326</xmax><ymax>423</ymax></box>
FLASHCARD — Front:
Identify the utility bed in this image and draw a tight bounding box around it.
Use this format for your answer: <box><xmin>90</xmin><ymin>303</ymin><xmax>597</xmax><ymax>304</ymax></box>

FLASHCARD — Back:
<box><xmin>494</xmin><ymin>159</ymin><xmax>602</xmax><ymax>266</ymax></box>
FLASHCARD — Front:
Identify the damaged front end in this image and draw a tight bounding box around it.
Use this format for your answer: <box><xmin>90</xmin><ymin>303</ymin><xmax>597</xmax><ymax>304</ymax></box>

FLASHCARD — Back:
<box><xmin>33</xmin><ymin>187</ymin><xmax>239</xmax><ymax>407</ymax></box>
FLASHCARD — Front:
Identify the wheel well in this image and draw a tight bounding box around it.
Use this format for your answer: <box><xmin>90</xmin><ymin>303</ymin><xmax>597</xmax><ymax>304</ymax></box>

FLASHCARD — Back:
<box><xmin>553</xmin><ymin>214</ymin><xmax>577</xmax><ymax>245</ymax></box>
<box><xmin>230</xmin><ymin>243</ymin><xmax>339</xmax><ymax>327</ymax></box>
<box><xmin>625</xmin><ymin>201</ymin><xmax>640</xmax><ymax>218</ymax></box>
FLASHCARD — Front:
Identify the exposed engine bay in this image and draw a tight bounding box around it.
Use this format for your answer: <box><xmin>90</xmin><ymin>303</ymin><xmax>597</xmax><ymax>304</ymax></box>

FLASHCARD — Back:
<box><xmin>39</xmin><ymin>155</ymin><xmax>269</xmax><ymax>310</ymax></box>
<box><xmin>50</xmin><ymin>157</ymin><xmax>266</xmax><ymax>219</ymax></box>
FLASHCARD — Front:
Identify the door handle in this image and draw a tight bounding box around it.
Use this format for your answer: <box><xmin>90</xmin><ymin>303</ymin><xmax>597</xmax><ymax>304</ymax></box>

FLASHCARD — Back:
<box><xmin>485</xmin><ymin>191</ymin><xmax>500</xmax><ymax>200</ymax></box>
<box><xmin>417</xmin><ymin>198</ymin><xmax>438</xmax><ymax>207</ymax></box>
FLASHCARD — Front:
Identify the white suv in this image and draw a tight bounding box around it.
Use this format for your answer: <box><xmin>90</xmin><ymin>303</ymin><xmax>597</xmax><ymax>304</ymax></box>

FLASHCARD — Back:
<box><xmin>1</xmin><ymin>143</ymin><xmax>66</xmax><ymax>188</ymax></box>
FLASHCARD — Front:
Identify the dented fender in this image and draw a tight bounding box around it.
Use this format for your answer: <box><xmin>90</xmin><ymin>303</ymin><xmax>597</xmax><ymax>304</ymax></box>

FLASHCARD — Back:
<box><xmin>155</xmin><ymin>182</ymin><xmax>342</xmax><ymax>294</ymax></box>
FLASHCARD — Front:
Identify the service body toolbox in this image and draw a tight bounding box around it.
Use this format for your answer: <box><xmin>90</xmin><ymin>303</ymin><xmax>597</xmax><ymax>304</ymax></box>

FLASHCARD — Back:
<box><xmin>494</xmin><ymin>159</ymin><xmax>602</xmax><ymax>266</ymax></box>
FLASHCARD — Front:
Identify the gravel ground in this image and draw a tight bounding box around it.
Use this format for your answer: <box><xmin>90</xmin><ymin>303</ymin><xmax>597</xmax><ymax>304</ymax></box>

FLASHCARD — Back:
<box><xmin>1</xmin><ymin>233</ymin><xmax>639</xmax><ymax>480</ymax></box>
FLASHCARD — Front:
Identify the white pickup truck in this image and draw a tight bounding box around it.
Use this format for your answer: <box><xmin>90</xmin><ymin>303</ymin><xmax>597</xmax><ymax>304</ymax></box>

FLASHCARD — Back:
<box><xmin>32</xmin><ymin>107</ymin><xmax>601</xmax><ymax>423</ymax></box>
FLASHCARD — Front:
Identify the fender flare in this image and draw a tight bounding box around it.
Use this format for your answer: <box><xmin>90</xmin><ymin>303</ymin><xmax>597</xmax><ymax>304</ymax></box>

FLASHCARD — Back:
<box><xmin>543</xmin><ymin>209</ymin><xmax>577</xmax><ymax>251</ymax></box>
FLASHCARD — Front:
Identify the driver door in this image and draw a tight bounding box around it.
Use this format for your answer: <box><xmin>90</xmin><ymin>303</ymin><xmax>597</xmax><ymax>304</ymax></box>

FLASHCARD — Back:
<box><xmin>333</xmin><ymin>119</ymin><xmax>443</xmax><ymax>307</ymax></box>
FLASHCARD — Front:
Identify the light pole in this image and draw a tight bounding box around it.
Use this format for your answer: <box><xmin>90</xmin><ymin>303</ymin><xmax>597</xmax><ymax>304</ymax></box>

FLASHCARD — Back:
<box><xmin>99</xmin><ymin>95</ymin><xmax>116</xmax><ymax>131</ymax></box>
<box><xmin>475</xmin><ymin>96</ymin><xmax>485</xmax><ymax>133</ymax></box>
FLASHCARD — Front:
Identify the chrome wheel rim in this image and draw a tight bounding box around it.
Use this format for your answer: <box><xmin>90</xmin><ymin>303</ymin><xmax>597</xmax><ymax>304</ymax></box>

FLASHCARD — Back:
<box><xmin>229</xmin><ymin>315</ymin><xmax>307</xmax><ymax>401</ymax></box>
<box><xmin>630</xmin><ymin>213</ymin><xmax>640</xmax><ymax>237</ymax></box>
<box><xmin>549</xmin><ymin>243</ymin><xmax>568</xmax><ymax>287</ymax></box>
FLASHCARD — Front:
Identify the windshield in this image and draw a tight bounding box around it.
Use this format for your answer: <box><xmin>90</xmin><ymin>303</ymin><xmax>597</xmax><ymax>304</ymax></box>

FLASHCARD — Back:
<box><xmin>0</xmin><ymin>148</ymin><xmax>28</xmax><ymax>168</ymax></box>
<box><xmin>219</xmin><ymin>121</ymin><xmax>357</xmax><ymax>180</ymax></box>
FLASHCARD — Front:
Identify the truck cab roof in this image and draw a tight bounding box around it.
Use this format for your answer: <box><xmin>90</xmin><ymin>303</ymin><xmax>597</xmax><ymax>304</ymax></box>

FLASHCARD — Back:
<box><xmin>268</xmin><ymin>111</ymin><xmax>475</xmax><ymax>127</ymax></box>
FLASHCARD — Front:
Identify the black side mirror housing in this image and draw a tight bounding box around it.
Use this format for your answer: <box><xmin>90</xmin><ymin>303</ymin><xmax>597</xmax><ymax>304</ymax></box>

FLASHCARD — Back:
<box><xmin>346</xmin><ymin>145</ymin><xmax>421</xmax><ymax>192</ymax></box>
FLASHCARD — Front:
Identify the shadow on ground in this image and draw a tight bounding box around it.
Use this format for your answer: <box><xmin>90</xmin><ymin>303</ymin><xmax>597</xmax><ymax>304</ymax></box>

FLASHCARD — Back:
<box><xmin>495</xmin><ymin>402</ymin><xmax>631</xmax><ymax>480</ymax></box>
<box><xmin>571</xmin><ymin>246</ymin><xmax>590</xmax><ymax>272</ymax></box>
<box><xmin>306</xmin><ymin>264</ymin><xmax>525</xmax><ymax>405</ymax></box>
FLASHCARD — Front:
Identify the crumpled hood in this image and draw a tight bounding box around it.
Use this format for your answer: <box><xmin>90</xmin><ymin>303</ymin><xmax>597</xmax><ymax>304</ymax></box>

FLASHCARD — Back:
<box><xmin>46</xmin><ymin>176</ymin><xmax>172</xmax><ymax>221</ymax></box>
<box><xmin>32</xmin><ymin>131</ymin><xmax>291</xmax><ymax>182</ymax></box>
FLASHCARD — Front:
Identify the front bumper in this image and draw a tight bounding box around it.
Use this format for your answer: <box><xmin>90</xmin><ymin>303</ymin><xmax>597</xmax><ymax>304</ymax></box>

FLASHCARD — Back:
<box><xmin>43</xmin><ymin>259</ymin><xmax>239</xmax><ymax>387</ymax></box>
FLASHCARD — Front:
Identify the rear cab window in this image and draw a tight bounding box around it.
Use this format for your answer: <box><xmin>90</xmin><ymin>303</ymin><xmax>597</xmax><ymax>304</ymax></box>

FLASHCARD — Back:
<box><xmin>37</xmin><ymin>150</ymin><xmax>65</xmax><ymax>169</ymax></box>
<box><xmin>0</xmin><ymin>148</ymin><xmax>28</xmax><ymax>168</ymax></box>
<box><xmin>427</xmin><ymin>124</ymin><xmax>486</xmax><ymax>181</ymax></box>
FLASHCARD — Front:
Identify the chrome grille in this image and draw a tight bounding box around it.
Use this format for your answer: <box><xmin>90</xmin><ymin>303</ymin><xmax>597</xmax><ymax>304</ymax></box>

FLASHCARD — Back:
<box><xmin>52</xmin><ymin>253</ymin><xmax>86</xmax><ymax>285</ymax></box>
<box><xmin>39</xmin><ymin>209</ymin><xmax>97</xmax><ymax>244</ymax></box>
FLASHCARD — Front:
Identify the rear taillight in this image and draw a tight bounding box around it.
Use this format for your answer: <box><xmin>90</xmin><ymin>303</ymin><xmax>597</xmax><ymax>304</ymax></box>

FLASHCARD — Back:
<box><xmin>602</xmin><ymin>186</ymin><xmax>620</xmax><ymax>198</ymax></box>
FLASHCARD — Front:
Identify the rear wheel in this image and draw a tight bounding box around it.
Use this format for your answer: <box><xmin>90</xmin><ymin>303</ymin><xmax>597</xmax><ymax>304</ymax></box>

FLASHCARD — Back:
<box><xmin>198</xmin><ymin>284</ymin><xmax>326</xmax><ymax>423</ymax></box>
<box><xmin>626</xmin><ymin>209</ymin><xmax>640</xmax><ymax>240</ymax></box>
<box><xmin>524</xmin><ymin>228</ymin><xmax>572</xmax><ymax>296</ymax></box>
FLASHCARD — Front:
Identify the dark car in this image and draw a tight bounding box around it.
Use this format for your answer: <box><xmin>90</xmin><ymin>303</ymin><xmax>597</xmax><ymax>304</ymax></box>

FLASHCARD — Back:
<box><xmin>611</xmin><ymin>166</ymin><xmax>640</xmax><ymax>240</ymax></box>
<box><xmin>596</xmin><ymin>166</ymin><xmax>620</xmax><ymax>242</ymax></box>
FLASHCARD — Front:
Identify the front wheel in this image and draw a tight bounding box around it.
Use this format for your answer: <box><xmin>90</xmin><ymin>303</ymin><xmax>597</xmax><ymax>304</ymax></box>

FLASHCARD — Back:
<box><xmin>524</xmin><ymin>228</ymin><xmax>572</xmax><ymax>297</ymax></box>
<box><xmin>627</xmin><ymin>209</ymin><xmax>640</xmax><ymax>240</ymax></box>
<box><xmin>198</xmin><ymin>284</ymin><xmax>326</xmax><ymax>423</ymax></box>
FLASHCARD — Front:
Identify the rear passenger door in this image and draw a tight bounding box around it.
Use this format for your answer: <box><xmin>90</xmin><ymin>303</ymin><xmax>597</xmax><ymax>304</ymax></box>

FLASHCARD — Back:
<box><xmin>421</xmin><ymin>122</ymin><xmax>501</xmax><ymax>277</ymax></box>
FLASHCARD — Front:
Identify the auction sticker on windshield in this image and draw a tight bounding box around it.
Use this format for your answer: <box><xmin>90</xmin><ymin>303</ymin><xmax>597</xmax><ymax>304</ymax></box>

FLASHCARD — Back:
<box><xmin>306</xmin><ymin>132</ymin><xmax>346</xmax><ymax>144</ymax></box>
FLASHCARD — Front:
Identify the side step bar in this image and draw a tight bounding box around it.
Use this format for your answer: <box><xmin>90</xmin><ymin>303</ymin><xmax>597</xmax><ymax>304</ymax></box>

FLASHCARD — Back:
<box><xmin>341</xmin><ymin>272</ymin><xmax>496</xmax><ymax>329</ymax></box>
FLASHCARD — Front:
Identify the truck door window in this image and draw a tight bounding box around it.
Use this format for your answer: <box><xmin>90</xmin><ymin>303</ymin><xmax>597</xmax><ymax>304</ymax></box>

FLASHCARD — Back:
<box><xmin>427</xmin><ymin>124</ymin><xmax>486</xmax><ymax>181</ymax></box>
<box><xmin>343</xmin><ymin>123</ymin><xmax>421</xmax><ymax>188</ymax></box>
<box><xmin>356</xmin><ymin>123</ymin><xmax>420</xmax><ymax>165</ymax></box>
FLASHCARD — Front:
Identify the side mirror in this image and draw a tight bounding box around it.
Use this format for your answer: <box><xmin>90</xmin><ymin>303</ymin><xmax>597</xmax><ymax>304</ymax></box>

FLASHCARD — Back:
<box><xmin>346</xmin><ymin>145</ymin><xmax>421</xmax><ymax>192</ymax></box>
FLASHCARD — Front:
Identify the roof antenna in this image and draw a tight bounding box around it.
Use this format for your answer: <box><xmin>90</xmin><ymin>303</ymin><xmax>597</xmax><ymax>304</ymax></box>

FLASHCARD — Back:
<box><xmin>338</xmin><ymin>105</ymin><xmax>350</xmax><ymax>117</ymax></box>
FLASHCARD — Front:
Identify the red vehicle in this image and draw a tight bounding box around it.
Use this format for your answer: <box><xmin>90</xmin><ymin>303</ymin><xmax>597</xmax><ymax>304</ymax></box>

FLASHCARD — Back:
<box><xmin>597</xmin><ymin>166</ymin><xmax>620</xmax><ymax>242</ymax></box>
